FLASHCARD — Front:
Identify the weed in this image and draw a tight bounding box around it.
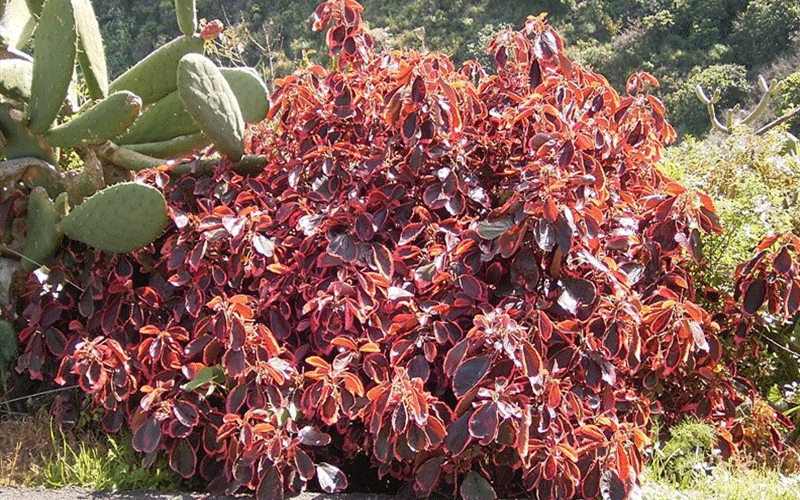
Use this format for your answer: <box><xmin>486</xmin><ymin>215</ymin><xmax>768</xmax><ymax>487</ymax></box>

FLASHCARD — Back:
<box><xmin>648</xmin><ymin>418</ymin><xmax>719</xmax><ymax>488</ymax></box>
<box><xmin>38</xmin><ymin>423</ymin><xmax>181</xmax><ymax>491</ymax></box>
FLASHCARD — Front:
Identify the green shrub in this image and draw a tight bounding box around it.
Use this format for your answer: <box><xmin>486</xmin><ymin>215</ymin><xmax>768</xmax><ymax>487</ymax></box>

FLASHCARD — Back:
<box><xmin>778</xmin><ymin>70</ymin><xmax>800</xmax><ymax>136</ymax></box>
<box><xmin>731</xmin><ymin>0</ymin><xmax>800</xmax><ymax>69</ymax></box>
<box><xmin>659</xmin><ymin>129</ymin><xmax>800</xmax><ymax>291</ymax></box>
<box><xmin>647</xmin><ymin>419</ymin><xmax>718</xmax><ymax>488</ymax></box>
<box><xmin>665</xmin><ymin>64</ymin><xmax>748</xmax><ymax>138</ymax></box>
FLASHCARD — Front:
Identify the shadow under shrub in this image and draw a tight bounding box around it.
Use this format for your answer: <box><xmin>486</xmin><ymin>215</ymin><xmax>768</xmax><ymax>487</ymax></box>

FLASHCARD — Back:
<box><xmin>9</xmin><ymin>1</ymin><xmax>793</xmax><ymax>499</ymax></box>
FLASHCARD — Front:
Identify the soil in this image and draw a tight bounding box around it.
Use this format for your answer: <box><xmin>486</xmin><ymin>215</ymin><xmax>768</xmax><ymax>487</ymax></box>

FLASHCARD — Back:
<box><xmin>0</xmin><ymin>486</ymin><xmax>397</xmax><ymax>500</ymax></box>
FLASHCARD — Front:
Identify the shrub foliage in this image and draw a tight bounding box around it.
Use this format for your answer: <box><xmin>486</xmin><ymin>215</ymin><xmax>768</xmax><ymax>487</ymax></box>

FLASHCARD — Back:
<box><xmin>10</xmin><ymin>1</ymin><xmax>793</xmax><ymax>498</ymax></box>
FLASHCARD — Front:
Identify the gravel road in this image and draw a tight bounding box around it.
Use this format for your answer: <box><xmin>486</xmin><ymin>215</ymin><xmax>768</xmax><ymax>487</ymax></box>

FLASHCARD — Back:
<box><xmin>0</xmin><ymin>487</ymin><xmax>396</xmax><ymax>500</ymax></box>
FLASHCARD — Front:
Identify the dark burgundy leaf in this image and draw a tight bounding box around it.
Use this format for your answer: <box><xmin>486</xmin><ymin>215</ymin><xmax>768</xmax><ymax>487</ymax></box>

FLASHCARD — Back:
<box><xmin>327</xmin><ymin>233</ymin><xmax>357</xmax><ymax>262</ymax></box>
<box><xmin>453</xmin><ymin>355</ymin><xmax>492</xmax><ymax>397</ymax></box>
<box><xmin>132</xmin><ymin>417</ymin><xmax>161</xmax><ymax>454</ymax></box>
<box><xmin>415</xmin><ymin>456</ymin><xmax>445</xmax><ymax>494</ymax></box>
<box><xmin>534</xmin><ymin>217</ymin><xmax>556</xmax><ymax>252</ymax></box>
<box><xmin>444</xmin><ymin>338</ymin><xmax>469</xmax><ymax>378</ymax></box>
<box><xmin>399</xmin><ymin>223</ymin><xmax>425</xmax><ymax>244</ymax></box>
<box><xmin>773</xmin><ymin>246</ymin><xmax>792</xmax><ymax>274</ymax></box>
<box><xmin>257</xmin><ymin>467</ymin><xmax>284</xmax><ymax>500</ymax></box>
<box><xmin>600</xmin><ymin>470</ymin><xmax>627</xmax><ymax>500</ymax></box>
<box><xmin>298</xmin><ymin>426</ymin><xmax>331</xmax><ymax>446</ymax></box>
<box><xmin>294</xmin><ymin>449</ymin><xmax>316</xmax><ymax>481</ymax></box>
<box><xmin>742</xmin><ymin>278</ymin><xmax>767</xmax><ymax>315</ymax></box>
<box><xmin>169</xmin><ymin>439</ymin><xmax>197</xmax><ymax>478</ymax></box>
<box><xmin>402</xmin><ymin>113</ymin><xmax>418</xmax><ymax>141</ymax></box>
<box><xmin>445</xmin><ymin>411</ymin><xmax>472</xmax><ymax>455</ymax></box>
<box><xmin>411</xmin><ymin>76</ymin><xmax>426</xmax><ymax>103</ymax></box>
<box><xmin>468</xmin><ymin>402</ymin><xmax>498</xmax><ymax>442</ymax></box>
<box><xmin>173</xmin><ymin>402</ymin><xmax>200</xmax><ymax>428</ymax></box>
<box><xmin>44</xmin><ymin>328</ymin><xmax>66</xmax><ymax>357</ymax></box>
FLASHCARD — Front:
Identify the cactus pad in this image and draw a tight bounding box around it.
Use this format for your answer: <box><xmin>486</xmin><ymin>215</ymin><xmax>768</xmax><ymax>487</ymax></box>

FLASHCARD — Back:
<box><xmin>73</xmin><ymin>0</ymin><xmax>108</xmax><ymax>100</ymax></box>
<box><xmin>220</xmin><ymin>67</ymin><xmax>269</xmax><ymax>124</ymax></box>
<box><xmin>124</xmin><ymin>132</ymin><xmax>210</xmax><ymax>159</ymax></box>
<box><xmin>0</xmin><ymin>59</ymin><xmax>33</xmax><ymax>102</ymax></box>
<box><xmin>114</xmin><ymin>90</ymin><xmax>198</xmax><ymax>145</ymax></box>
<box><xmin>177</xmin><ymin>54</ymin><xmax>244</xmax><ymax>160</ymax></box>
<box><xmin>58</xmin><ymin>182</ymin><xmax>167</xmax><ymax>253</ymax></box>
<box><xmin>0</xmin><ymin>104</ymin><xmax>58</xmax><ymax>164</ymax></box>
<box><xmin>174</xmin><ymin>0</ymin><xmax>197</xmax><ymax>36</ymax></box>
<box><xmin>44</xmin><ymin>91</ymin><xmax>141</xmax><ymax>148</ymax></box>
<box><xmin>21</xmin><ymin>187</ymin><xmax>62</xmax><ymax>271</ymax></box>
<box><xmin>27</xmin><ymin>0</ymin><xmax>76</xmax><ymax>134</ymax></box>
<box><xmin>24</xmin><ymin>0</ymin><xmax>45</xmax><ymax>17</ymax></box>
<box><xmin>0</xmin><ymin>0</ymin><xmax>36</xmax><ymax>49</ymax></box>
<box><xmin>109</xmin><ymin>35</ymin><xmax>203</xmax><ymax>106</ymax></box>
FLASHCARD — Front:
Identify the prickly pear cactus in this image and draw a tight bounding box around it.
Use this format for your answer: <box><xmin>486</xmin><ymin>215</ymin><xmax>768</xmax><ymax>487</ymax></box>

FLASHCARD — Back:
<box><xmin>175</xmin><ymin>0</ymin><xmax>197</xmax><ymax>36</ymax></box>
<box><xmin>114</xmin><ymin>90</ymin><xmax>198</xmax><ymax>145</ymax></box>
<box><xmin>27</xmin><ymin>0</ymin><xmax>76</xmax><ymax>134</ymax></box>
<box><xmin>0</xmin><ymin>320</ymin><xmax>18</xmax><ymax>374</ymax></box>
<box><xmin>109</xmin><ymin>35</ymin><xmax>203</xmax><ymax>105</ymax></box>
<box><xmin>177</xmin><ymin>53</ymin><xmax>245</xmax><ymax>161</ymax></box>
<box><xmin>20</xmin><ymin>187</ymin><xmax>62</xmax><ymax>271</ymax></box>
<box><xmin>0</xmin><ymin>0</ymin><xmax>36</xmax><ymax>49</ymax></box>
<box><xmin>44</xmin><ymin>91</ymin><xmax>142</xmax><ymax>148</ymax></box>
<box><xmin>73</xmin><ymin>0</ymin><xmax>108</xmax><ymax>100</ymax></box>
<box><xmin>0</xmin><ymin>59</ymin><xmax>32</xmax><ymax>102</ymax></box>
<box><xmin>125</xmin><ymin>131</ymin><xmax>209</xmax><ymax>159</ymax></box>
<box><xmin>58</xmin><ymin>182</ymin><xmax>168</xmax><ymax>253</ymax></box>
<box><xmin>219</xmin><ymin>67</ymin><xmax>270</xmax><ymax>124</ymax></box>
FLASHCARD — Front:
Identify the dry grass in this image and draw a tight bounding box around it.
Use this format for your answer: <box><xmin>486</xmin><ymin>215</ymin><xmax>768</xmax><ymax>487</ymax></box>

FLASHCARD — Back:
<box><xmin>0</xmin><ymin>408</ymin><xmax>56</xmax><ymax>486</ymax></box>
<box><xmin>0</xmin><ymin>406</ymin><xmax>115</xmax><ymax>487</ymax></box>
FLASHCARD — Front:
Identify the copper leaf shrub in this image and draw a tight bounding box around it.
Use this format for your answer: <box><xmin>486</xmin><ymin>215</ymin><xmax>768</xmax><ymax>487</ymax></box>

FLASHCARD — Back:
<box><xmin>12</xmin><ymin>1</ymin><xmax>793</xmax><ymax>498</ymax></box>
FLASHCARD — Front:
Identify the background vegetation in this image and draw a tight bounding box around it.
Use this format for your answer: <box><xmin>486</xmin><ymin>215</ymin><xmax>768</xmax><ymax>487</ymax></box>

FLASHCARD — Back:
<box><xmin>95</xmin><ymin>0</ymin><xmax>800</xmax><ymax>137</ymax></box>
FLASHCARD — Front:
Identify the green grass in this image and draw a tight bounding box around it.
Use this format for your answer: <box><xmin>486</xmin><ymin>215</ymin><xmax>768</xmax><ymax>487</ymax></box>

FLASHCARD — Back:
<box><xmin>641</xmin><ymin>466</ymin><xmax>800</xmax><ymax>500</ymax></box>
<box><xmin>36</xmin><ymin>423</ymin><xmax>181</xmax><ymax>491</ymax></box>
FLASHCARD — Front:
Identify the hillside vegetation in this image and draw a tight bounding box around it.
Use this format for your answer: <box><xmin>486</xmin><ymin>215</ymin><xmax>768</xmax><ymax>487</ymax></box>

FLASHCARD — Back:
<box><xmin>95</xmin><ymin>0</ymin><xmax>800</xmax><ymax>137</ymax></box>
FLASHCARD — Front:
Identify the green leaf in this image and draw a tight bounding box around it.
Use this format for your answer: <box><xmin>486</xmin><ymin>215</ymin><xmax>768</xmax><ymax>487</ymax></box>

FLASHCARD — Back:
<box><xmin>460</xmin><ymin>471</ymin><xmax>496</xmax><ymax>500</ymax></box>
<box><xmin>181</xmin><ymin>365</ymin><xmax>224</xmax><ymax>391</ymax></box>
